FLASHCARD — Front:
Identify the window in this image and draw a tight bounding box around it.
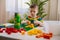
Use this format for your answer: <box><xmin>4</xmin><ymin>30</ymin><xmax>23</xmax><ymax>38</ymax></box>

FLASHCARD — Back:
<box><xmin>6</xmin><ymin>0</ymin><xmax>30</xmax><ymax>14</ymax></box>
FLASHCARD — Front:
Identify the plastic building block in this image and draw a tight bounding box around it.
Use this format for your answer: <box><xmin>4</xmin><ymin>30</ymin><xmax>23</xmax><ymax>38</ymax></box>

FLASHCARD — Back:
<box><xmin>27</xmin><ymin>29</ymin><xmax>43</xmax><ymax>36</ymax></box>
<box><xmin>18</xmin><ymin>28</ymin><xmax>26</xmax><ymax>33</ymax></box>
<box><xmin>36</xmin><ymin>33</ymin><xmax>53</xmax><ymax>39</ymax></box>
<box><xmin>0</xmin><ymin>25</ymin><xmax>5</xmax><ymax>28</ymax></box>
<box><xmin>0</xmin><ymin>29</ymin><xmax>3</xmax><ymax>33</ymax></box>
<box><xmin>14</xmin><ymin>13</ymin><xmax>21</xmax><ymax>29</ymax></box>
<box><xmin>21</xmin><ymin>31</ymin><xmax>25</xmax><ymax>35</ymax></box>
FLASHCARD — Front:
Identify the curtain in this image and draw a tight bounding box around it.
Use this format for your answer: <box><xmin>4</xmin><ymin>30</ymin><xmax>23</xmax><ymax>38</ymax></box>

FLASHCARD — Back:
<box><xmin>6</xmin><ymin>0</ymin><xmax>60</xmax><ymax>21</ymax></box>
<box><xmin>6</xmin><ymin>0</ymin><xmax>30</xmax><ymax>20</ymax></box>
<box><xmin>57</xmin><ymin>0</ymin><xmax>60</xmax><ymax>21</ymax></box>
<box><xmin>0</xmin><ymin>0</ymin><xmax>6</xmax><ymax>24</ymax></box>
<box><xmin>48</xmin><ymin>0</ymin><xmax>60</xmax><ymax>21</ymax></box>
<box><xmin>44</xmin><ymin>0</ymin><xmax>60</xmax><ymax>21</ymax></box>
<box><xmin>6</xmin><ymin>0</ymin><xmax>30</xmax><ymax>13</ymax></box>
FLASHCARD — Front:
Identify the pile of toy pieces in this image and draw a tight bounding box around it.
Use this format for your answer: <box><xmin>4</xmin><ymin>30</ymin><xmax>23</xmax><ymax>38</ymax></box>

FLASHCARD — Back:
<box><xmin>0</xmin><ymin>27</ymin><xmax>53</xmax><ymax>39</ymax></box>
<box><xmin>0</xmin><ymin>14</ymin><xmax>53</xmax><ymax>40</ymax></box>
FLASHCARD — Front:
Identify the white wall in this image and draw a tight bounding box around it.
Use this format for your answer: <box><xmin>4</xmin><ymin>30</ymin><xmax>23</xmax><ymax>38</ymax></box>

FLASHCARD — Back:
<box><xmin>46</xmin><ymin>21</ymin><xmax>60</xmax><ymax>36</ymax></box>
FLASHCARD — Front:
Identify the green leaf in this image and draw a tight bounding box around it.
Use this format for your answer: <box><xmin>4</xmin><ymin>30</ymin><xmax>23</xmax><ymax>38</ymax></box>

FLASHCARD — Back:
<box><xmin>23</xmin><ymin>13</ymin><xmax>28</xmax><ymax>20</ymax></box>
<box><xmin>25</xmin><ymin>2</ymin><xmax>31</xmax><ymax>6</ymax></box>
<box><xmin>8</xmin><ymin>18</ymin><xmax>14</xmax><ymax>23</ymax></box>
<box><xmin>41</xmin><ymin>13</ymin><xmax>47</xmax><ymax>18</ymax></box>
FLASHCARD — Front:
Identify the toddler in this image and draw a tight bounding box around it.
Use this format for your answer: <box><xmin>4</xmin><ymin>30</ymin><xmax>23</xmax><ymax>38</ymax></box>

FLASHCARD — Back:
<box><xmin>22</xmin><ymin>4</ymin><xmax>43</xmax><ymax>27</ymax></box>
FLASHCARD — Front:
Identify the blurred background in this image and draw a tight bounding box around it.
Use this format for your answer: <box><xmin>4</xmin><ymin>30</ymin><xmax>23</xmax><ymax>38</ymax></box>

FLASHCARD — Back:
<box><xmin>0</xmin><ymin>0</ymin><xmax>60</xmax><ymax>24</ymax></box>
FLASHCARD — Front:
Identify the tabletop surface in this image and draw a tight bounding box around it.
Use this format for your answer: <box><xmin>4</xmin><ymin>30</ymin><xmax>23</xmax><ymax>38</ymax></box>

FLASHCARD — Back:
<box><xmin>0</xmin><ymin>21</ymin><xmax>49</xmax><ymax>40</ymax></box>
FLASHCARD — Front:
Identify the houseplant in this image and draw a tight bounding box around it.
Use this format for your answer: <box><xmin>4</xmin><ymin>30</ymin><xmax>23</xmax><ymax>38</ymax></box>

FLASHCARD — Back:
<box><xmin>26</xmin><ymin>0</ymin><xmax>48</xmax><ymax>18</ymax></box>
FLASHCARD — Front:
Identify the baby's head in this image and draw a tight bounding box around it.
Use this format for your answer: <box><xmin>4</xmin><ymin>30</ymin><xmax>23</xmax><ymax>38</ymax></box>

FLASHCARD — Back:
<box><xmin>30</xmin><ymin>4</ymin><xmax>38</xmax><ymax>17</ymax></box>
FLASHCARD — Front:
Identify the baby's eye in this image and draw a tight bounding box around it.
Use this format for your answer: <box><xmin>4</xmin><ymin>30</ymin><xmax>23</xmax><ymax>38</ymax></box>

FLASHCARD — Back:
<box><xmin>30</xmin><ymin>11</ymin><xmax>32</xmax><ymax>12</ymax></box>
<box><xmin>30</xmin><ymin>11</ymin><xmax>36</xmax><ymax>13</ymax></box>
<box><xmin>33</xmin><ymin>11</ymin><xmax>35</xmax><ymax>13</ymax></box>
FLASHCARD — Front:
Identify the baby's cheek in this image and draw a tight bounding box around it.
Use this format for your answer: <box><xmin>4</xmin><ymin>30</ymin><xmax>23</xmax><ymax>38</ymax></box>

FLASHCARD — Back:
<box><xmin>36</xmin><ymin>10</ymin><xmax>38</xmax><ymax>14</ymax></box>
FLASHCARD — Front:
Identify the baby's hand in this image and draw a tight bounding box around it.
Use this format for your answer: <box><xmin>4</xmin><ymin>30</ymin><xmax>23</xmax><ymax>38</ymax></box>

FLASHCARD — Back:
<box><xmin>34</xmin><ymin>20</ymin><xmax>44</xmax><ymax>27</ymax></box>
<box><xmin>21</xmin><ymin>20</ymin><xmax>30</xmax><ymax>24</ymax></box>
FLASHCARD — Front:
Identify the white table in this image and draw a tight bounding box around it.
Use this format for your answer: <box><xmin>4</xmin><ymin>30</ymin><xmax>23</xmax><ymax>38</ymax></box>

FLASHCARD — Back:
<box><xmin>0</xmin><ymin>21</ymin><xmax>49</xmax><ymax>40</ymax></box>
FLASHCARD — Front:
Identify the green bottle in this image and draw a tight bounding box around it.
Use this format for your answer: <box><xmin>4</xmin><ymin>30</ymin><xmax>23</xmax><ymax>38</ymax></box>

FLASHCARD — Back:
<box><xmin>14</xmin><ymin>12</ymin><xmax>21</xmax><ymax>29</ymax></box>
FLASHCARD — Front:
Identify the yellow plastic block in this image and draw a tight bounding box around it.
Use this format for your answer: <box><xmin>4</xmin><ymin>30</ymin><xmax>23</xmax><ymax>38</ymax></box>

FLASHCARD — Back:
<box><xmin>27</xmin><ymin>29</ymin><xmax>43</xmax><ymax>36</ymax></box>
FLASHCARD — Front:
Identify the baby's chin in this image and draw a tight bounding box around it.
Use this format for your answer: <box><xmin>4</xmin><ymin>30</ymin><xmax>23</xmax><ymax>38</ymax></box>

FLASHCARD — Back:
<box><xmin>32</xmin><ymin>15</ymin><xmax>36</xmax><ymax>18</ymax></box>
<box><xmin>32</xmin><ymin>14</ymin><xmax>36</xmax><ymax>17</ymax></box>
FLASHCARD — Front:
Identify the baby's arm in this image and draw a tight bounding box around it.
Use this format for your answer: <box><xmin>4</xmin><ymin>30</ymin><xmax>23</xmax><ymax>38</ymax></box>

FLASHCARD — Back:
<box><xmin>21</xmin><ymin>20</ymin><xmax>30</xmax><ymax>24</ymax></box>
<box><xmin>21</xmin><ymin>20</ymin><xmax>28</xmax><ymax>24</ymax></box>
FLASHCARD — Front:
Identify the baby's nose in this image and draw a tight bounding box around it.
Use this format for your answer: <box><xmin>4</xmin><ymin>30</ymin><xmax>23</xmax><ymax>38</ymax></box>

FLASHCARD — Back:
<box><xmin>31</xmin><ymin>12</ymin><xmax>34</xmax><ymax>13</ymax></box>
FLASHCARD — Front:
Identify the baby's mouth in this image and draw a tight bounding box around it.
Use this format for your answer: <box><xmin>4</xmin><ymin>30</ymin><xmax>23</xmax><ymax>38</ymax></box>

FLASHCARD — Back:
<box><xmin>32</xmin><ymin>15</ymin><xmax>36</xmax><ymax>18</ymax></box>
<box><xmin>31</xmin><ymin>13</ymin><xmax>36</xmax><ymax>18</ymax></box>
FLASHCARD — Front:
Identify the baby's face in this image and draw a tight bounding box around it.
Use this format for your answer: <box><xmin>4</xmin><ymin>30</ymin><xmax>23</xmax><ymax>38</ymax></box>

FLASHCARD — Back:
<box><xmin>30</xmin><ymin>7</ymin><xmax>38</xmax><ymax>17</ymax></box>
